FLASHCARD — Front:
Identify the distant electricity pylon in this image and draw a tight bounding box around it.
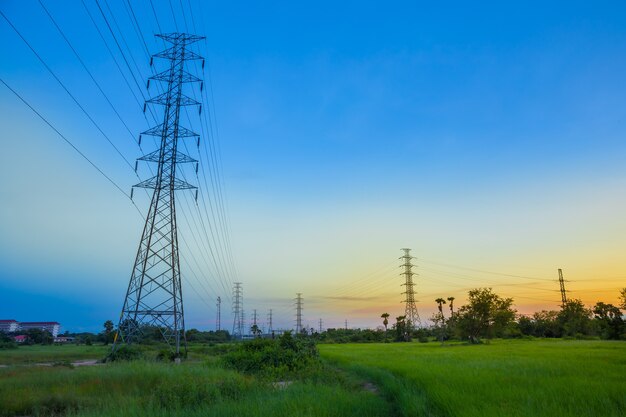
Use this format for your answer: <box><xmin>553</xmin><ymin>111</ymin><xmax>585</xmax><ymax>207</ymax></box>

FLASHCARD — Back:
<box><xmin>344</xmin><ymin>319</ymin><xmax>348</xmax><ymax>330</ymax></box>
<box><xmin>112</xmin><ymin>33</ymin><xmax>205</xmax><ymax>357</ymax></box>
<box><xmin>318</xmin><ymin>318</ymin><xmax>323</xmax><ymax>333</ymax></box>
<box><xmin>400</xmin><ymin>248</ymin><xmax>421</xmax><ymax>329</ymax></box>
<box><xmin>232</xmin><ymin>282</ymin><xmax>244</xmax><ymax>339</ymax></box>
<box><xmin>252</xmin><ymin>309</ymin><xmax>258</xmax><ymax>329</ymax></box>
<box><xmin>558</xmin><ymin>268</ymin><xmax>568</xmax><ymax>307</ymax></box>
<box><xmin>295</xmin><ymin>293</ymin><xmax>303</xmax><ymax>334</ymax></box>
<box><xmin>216</xmin><ymin>296</ymin><xmax>221</xmax><ymax>331</ymax></box>
<box><xmin>267</xmin><ymin>309</ymin><xmax>273</xmax><ymax>334</ymax></box>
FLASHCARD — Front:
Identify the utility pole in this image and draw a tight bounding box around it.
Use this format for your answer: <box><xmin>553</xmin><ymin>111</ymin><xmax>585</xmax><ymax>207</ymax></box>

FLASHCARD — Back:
<box><xmin>295</xmin><ymin>293</ymin><xmax>303</xmax><ymax>334</ymax></box>
<box><xmin>400</xmin><ymin>248</ymin><xmax>421</xmax><ymax>329</ymax></box>
<box><xmin>232</xmin><ymin>282</ymin><xmax>243</xmax><ymax>339</ymax></box>
<box><xmin>344</xmin><ymin>319</ymin><xmax>348</xmax><ymax>331</ymax></box>
<box><xmin>112</xmin><ymin>33</ymin><xmax>205</xmax><ymax>357</ymax></box>
<box><xmin>558</xmin><ymin>268</ymin><xmax>568</xmax><ymax>308</ymax></box>
<box><xmin>318</xmin><ymin>318</ymin><xmax>323</xmax><ymax>333</ymax></box>
<box><xmin>267</xmin><ymin>309</ymin><xmax>273</xmax><ymax>334</ymax></box>
<box><xmin>216</xmin><ymin>296</ymin><xmax>221</xmax><ymax>331</ymax></box>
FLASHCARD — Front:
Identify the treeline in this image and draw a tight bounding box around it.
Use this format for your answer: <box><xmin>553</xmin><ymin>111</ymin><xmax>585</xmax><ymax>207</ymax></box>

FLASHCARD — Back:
<box><xmin>422</xmin><ymin>287</ymin><xmax>626</xmax><ymax>343</ymax></box>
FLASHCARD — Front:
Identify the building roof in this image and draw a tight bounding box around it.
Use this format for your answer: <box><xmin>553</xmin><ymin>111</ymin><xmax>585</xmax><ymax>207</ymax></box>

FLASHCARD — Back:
<box><xmin>0</xmin><ymin>320</ymin><xmax>18</xmax><ymax>323</ymax></box>
<box><xmin>19</xmin><ymin>322</ymin><xmax>60</xmax><ymax>325</ymax></box>
<box><xmin>14</xmin><ymin>335</ymin><xmax>27</xmax><ymax>341</ymax></box>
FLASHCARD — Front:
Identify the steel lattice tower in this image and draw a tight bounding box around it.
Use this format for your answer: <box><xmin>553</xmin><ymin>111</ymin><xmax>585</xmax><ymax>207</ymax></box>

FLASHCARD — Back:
<box><xmin>216</xmin><ymin>296</ymin><xmax>221</xmax><ymax>331</ymax></box>
<box><xmin>295</xmin><ymin>293</ymin><xmax>303</xmax><ymax>334</ymax></box>
<box><xmin>113</xmin><ymin>33</ymin><xmax>205</xmax><ymax>356</ymax></box>
<box><xmin>400</xmin><ymin>248</ymin><xmax>421</xmax><ymax>329</ymax></box>
<box><xmin>318</xmin><ymin>318</ymin><xmax>323</xmax><ymax>333</ymax></box>
<box><xmin>267</xmin><ymin>309</ymin><xmax>273</xmax><ymax>334</ymax></box>
<box><xmin>232</xmin><ymin>282</ymin><xmax>244</xmax><ymax>338</ymax></box>
<box><xmin>558</xmin><ymin>268</ymin><xmax>568</xmax><ymax>307</ymax></box>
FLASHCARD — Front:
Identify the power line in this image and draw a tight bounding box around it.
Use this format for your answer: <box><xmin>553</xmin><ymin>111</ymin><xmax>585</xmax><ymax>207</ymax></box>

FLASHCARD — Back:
<box><xmin>37</xmin><ymin>0</ymin><xmax>137</xmax><ymax>143</ymax></box>
<box><xmin>1</xmin><ymin>9</ymin><xmax>135</xmax><ymax>171</ymax></box>
<box><xmin>0</xmin><ymin>78</ymin><xmax>136</xmax><ymax>207</ymax></box>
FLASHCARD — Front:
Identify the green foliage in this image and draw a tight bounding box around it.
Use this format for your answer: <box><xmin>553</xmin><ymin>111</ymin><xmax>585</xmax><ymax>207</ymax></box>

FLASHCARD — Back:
<box><xmin>619</xmin><ymin>288</ymin><xmax>626</xmax><ymax>311</ymax></box>
<box><xmin>455</xmin><ymin>288</ymin><xmax>516</xmax><ymax>342</ymax></box>
<box><xmin>100</xmin><ymin>320</ymin><xmax>115</xmax><ymax>345</ymax></box>
<box><xmin>185</xmin><ymin>329</ymin><xmax>231</xmax><ymax>343</ymax></box>
<box><xmin>21</xmin><ymin>328</ymin><xmax>54</xmax><ymax>345</ymax></box>
<box><xmin>593</xmin><ymin>302</ymin><xmax>624</xmax><ymax>340</ymax></box>
<box><xmin>104</xmin><ymin>345</ymin><xmax>145</xmax><ymax>362</ymax></box>
<box><xmin>0</xmin><ymin>341</ymin><xmax>18</xmax><ymax>350</ymax></box>
<box><xmin>558</xmin><ymin>299</ymin><xmax>594</xmax><ymax>337</ymax></box>
<box><xmin>223</xmin><ymin>332</ymin><xmax>319</xmax><ymax>377</ymax></box>
<box><xmin>319</xmin><ymin>328</ymin><xmax>385</xmax><ymax>344</ymax></box>
<box><xmin>393</xmin><ymin>316</ymin><xmax>411</xmax><ymax>342</ymax></box>
<box><xmin>518</xmin><ymin>310</ymin><xmax>561</xmax><ymax>337</ymax></box>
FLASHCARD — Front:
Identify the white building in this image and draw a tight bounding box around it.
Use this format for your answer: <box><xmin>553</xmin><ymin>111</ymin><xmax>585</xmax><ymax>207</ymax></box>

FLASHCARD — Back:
<box><xmin>18</xmin><ymin>322</ymin><xmax>61</xmax><ymax>337</ymax></box>
<box><xmin>0</xmin><ymin>320</ymin><xmax>19</xmax><ymax>333</ymax></box>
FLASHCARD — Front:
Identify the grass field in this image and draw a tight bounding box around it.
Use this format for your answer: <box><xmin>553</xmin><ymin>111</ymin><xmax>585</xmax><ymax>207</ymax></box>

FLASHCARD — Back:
<box><xmin>0</xmin><ymin>345</ymin><xmax>109</xmax><ymax>365</ymax></box>
<box><xmin>0</xmin><ymin>344</ymin><xmax>389</xmax><ymax>417</ymax></box>
<box><xmin>0</xmin><ymin>339</ymin><xmax>624</xmax><ymax>416</ymax></box>
<box><xmin>320</xmin><ymin>339</ymin><xmax>626</xmax><ymax>417</ymax></box>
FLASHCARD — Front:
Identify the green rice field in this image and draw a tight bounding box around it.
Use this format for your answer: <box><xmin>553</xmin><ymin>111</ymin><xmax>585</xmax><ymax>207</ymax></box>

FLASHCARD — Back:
<box><xmin>0</xmin><ymin>339</ymin><xmax>624</xmax><ymax>416</ymax></box>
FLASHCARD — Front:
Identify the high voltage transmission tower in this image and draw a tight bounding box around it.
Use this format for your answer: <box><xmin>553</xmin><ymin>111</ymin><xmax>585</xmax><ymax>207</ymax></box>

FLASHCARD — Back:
<box><xmin>216</xmin><ymin>296</ymin><xmax>221</xmax><ymax>331</ymax></box>
<box><xmin>400</xmin><ymin>248</ymin><xmax>421</xmax><ymax>329</ymax></box>
<box><xmin>319</xmin><ymin>318</ymin><xmax>323</xmax><ymax>333</ymax></box>
<box><xmin>252</xmin><ymin>309</ymin><xmax>258</xmax><ymax>329</ymax></box>
<box><xmin>112</xmin><ymin>33</ymin><xmax>205</xmax><ymax>357</ymax></box>
<box><xmin>295</xmin><ymin>293</ymin><xmax>303</xmax><ymax>334</ymax></box>
<box><xmin>267</xmin><ymin>309</ymin><xmax>273</xmax><ymax>334</ymax></box>
<box><xmin>232</xmin><ymin>282</ymin><xmax>244</xmax><ymax>339</ymax></box>
<box><xmin>558</xmin><ymin>268</ymin><xmax>568</xmax><ymax>307</ymax></box>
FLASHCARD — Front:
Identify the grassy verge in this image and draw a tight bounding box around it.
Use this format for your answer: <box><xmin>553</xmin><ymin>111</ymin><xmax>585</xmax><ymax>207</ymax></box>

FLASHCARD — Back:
<box><xmin>0</xmin><ymin>346</ymin><xmax>391</xmax><ymax>417</ymax></box>
<box><xmin>320</xmin><ymin>339</ymin><xmax>626</xmax><ymax>417</ymax></box>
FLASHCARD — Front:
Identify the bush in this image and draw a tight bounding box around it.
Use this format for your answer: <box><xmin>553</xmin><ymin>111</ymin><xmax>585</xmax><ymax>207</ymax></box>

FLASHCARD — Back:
<box><xmin>223</xmin><ymin>332</ymin><xmax>319</xmax><ymax>377</ymax></box>
<box><xmin>104</xmin><ymin>345</ymin><xmax>144</xmax><ymax>362</ymax></box>
<box><xmin>0</xmin><ymin>341</ymin><xmax>17</xmax><ymax>350</ymax></box>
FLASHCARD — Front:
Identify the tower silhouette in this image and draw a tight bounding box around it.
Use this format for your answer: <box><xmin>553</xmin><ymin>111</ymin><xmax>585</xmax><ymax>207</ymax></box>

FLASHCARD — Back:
<box><xmin>232</xmin><ymin>282</ymin><xmax>244</xmax><ymax>338</ymax></box>
<box><xmin>113</xmin><ymin>33</ymin><xmax>205</xmax><ymax>356</ymax></box>
<box><xmin>400</xmin><ymin>248</ymin><xmax>420</xmax><ymax>329</ymax></box>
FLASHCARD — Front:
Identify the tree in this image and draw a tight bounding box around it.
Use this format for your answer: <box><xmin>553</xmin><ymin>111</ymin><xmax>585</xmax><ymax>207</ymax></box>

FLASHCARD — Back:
<box><xmin>435</xmin><ymin>298</ymin><xmax>447</xmax><ymax>314</ymax></box>
<box><xmin>455</xmin><ymin>288</ymin><xmax>516</xmax><ymax>342</ymax></box>
<box><xmin>381</xmin><ymin>313</ymin><xmax>389</xmax><ymax>331</ymax></box>
<box><xmin>24</xmin><ymin>328</ymin><xmax>53</xmax><ymax>345</ymax></box>
<box><xmin>620</xmin><ymin>288</ymin><xmax>626</xmax><ymax>311</ymax></box>
<box><xmin>250</xmin><ymin>324</ymin><xmax>261</xmax><ymax>338</ymax></box>
<box><xmin>393</xmin><ymin>316</ymin><xmax>410</xmax><ymax>342</ymax></box>
<box><xmin>101</xmin><ymin>320</ymin><xmax>115</xmax><ymax>345</ymax></box>
<box><xmin>593</xmin><ymin>302</ymin><xmax>624</xmax><ymax>340</ymax></box>
<box><xmin>447</xmin><ymin>297</ymin><xmax>455</xmax><ymax>317</ymax></box>
<box><xmin>558</xmin><ymin>299</ymin><xmax>593</xmax><ymax>337</ymax></box>
<box><xmin>531</xmin><ymin>310</ymin><xmax>561</xmax><ymax>337</ymax></box>
<box><xmin>434</xmin><ymin>298</ymin><xmax>447</xmax><ymax>345</ymax></box>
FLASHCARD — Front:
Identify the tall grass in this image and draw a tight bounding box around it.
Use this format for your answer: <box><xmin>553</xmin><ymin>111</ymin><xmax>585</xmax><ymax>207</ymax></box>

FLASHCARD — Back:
<box><xmin>320</xmin><ymin>339</ymin><xmax>626</xmax><ymax>417</ymax></box>
<box><xmin>0</xmin><ymin>359</ymin><xmax>390</xmax><ymax>417</ymax></box>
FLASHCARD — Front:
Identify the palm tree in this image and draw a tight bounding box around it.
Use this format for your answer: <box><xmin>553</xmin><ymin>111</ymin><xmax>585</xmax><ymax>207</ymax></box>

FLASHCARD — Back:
<box><xmin>447</xmin><ymin>297</ymin><xmax>455</xmax><ymax>317</ymax></box>
<box><xmin>435</xmin><ymin>298</ymin><xmax>446</xmax><ymax>314</ymax></box>
<box><xmin>250</xmin><ymin>324</ymin><xmax>261</xmax><ymax>338</ymax></box>
<box><xmin>381</xmin><ymin>313</ymin><xmax>390</xmax><ymax>331</ymax></box>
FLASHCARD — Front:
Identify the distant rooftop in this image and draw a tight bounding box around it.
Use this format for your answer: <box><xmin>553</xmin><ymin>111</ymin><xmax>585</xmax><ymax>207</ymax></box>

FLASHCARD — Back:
<box><xmin>19</xmin><ymin>322</ymin><xmax>60</xmax><ymax>325</ymax></box>
<box><xmin>0</xmin><ymin>320</ymin><xmax>18</xmax><ymax>323</ymax></box>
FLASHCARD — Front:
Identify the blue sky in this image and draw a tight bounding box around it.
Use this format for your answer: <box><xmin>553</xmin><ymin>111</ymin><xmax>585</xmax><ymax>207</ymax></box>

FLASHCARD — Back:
<box><xmin>1</xmin><ymin>1</ymin><xmax>625</xmax><ymax>332</ymax></box>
